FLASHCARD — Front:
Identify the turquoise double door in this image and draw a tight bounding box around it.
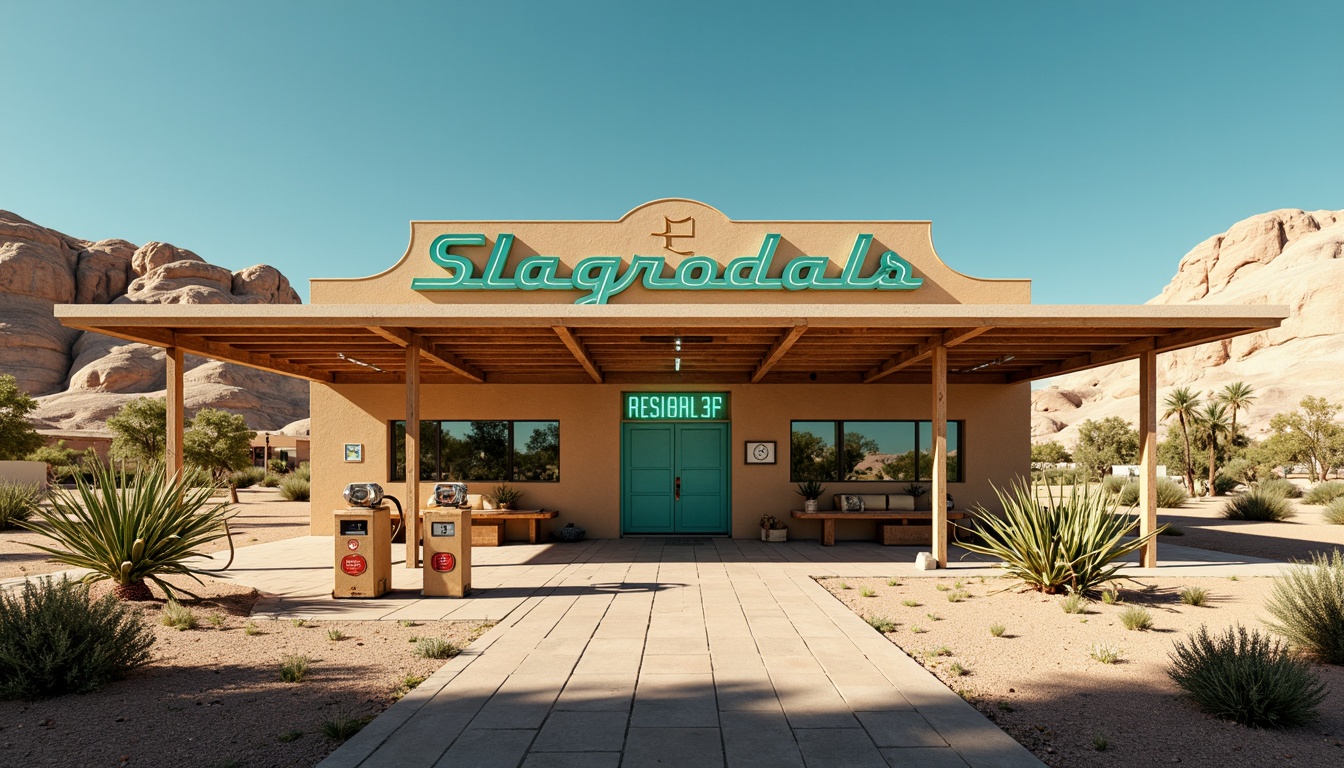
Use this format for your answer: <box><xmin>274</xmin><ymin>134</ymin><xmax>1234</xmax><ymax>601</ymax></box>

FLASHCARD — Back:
<box><xmin>621</xmin><ymin>422</ymin><xmax>729</xmax><ymax>535</ymax></box>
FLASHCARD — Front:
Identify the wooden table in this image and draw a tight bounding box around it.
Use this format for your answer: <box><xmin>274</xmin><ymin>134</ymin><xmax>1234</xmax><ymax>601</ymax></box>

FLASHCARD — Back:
<box><xmin>470</xmin><ymin>509</ymin><xmax>559</xmax><ymax>545</ymax></box>
<box><xmin>790</xmin><ymin>510</ymin><xmax>969</xmax><ymax>546</ymax></box>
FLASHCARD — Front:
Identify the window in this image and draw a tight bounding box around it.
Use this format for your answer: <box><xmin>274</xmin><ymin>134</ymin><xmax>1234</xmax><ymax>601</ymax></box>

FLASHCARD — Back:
<box><xmin>390</xmin><ymin>420</ymin><xmax>560</xmax><ymax>482</ymax></box>
<box><xmin>790</xmin><ymin>420</ymin><xmax>963</xmax><ymax>483</ymax></box>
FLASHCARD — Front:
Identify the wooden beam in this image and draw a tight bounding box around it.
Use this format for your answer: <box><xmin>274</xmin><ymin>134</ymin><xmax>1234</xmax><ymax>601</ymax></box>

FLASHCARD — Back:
<box><xmin>551</xmin><ymin>326</ymin><xmax>603</xmax><ymax>383</ymax></box>
<box><xmin>864</xmin><ymin>327</ymin><xmax>991</xmax><ymax>383</ymax></box>
<box><xmin>930</xmin><ymin>345</ymin><xmax>948</xmax><ymax>569</ymax></box>
<box><xmin>751</xmin><ymin>324</ymin><xmax>808</xmax><ymax>383</ymax></box>
<box><xmin>405</xmin><ymin>344</ymin><xmax>421</xmax><ymax>569</ymax></box>
<box><xmin>1006</xmin><ymin>327</ymin><xmax>1253</xmax><ymax>383</ymax></box>
<box><xmin>367</xmin><ymin>326</ymin><xmax>485</xmax><ymax>383</ymax></box>
<box><xmin>166</xmin><ymin>346</ymin><xmax>184</xmax><ymax>479</ymax></box>
<box><xmin>73</xmin><ymin>326</ymin><xmax>335</xmax><ymax>383</ymax></box>
<box><xmin>1138</xmin><ymin>349</ymin><xmax>1158</xmax><ymax>568</ymax></box>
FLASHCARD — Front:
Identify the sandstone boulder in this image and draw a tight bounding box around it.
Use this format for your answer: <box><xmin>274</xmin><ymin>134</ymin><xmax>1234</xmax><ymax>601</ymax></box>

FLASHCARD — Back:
<box><xmin>232</xmin><ymin>264</ymin><xmax>301</xmax><ymax>305</ymax></box>
<box><xmin>131</xmin><ymin>241</ymin><xmax>203</xmax><ymax>276</ymax></box>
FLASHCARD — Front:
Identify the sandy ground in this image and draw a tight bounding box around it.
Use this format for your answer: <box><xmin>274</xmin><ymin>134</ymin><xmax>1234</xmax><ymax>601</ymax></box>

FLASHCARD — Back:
<box><xmin>0</xmin><ymin>574</ymin><xmax>489</xmax><ymax>768</ymax></box>
<box><xmin>824</xmin><ymin>574</ymin><xmax>1344</xmax><ymax>767</ymax></box>
<box><xmin>1159</xmin><ymin>495</ymin><xmax>1344</xmax><ymax>562</ymax></box>
<box><xmin>0</xmin><ymin>486</ymin><xmax>310</xmax><ymax>580</ymax></box>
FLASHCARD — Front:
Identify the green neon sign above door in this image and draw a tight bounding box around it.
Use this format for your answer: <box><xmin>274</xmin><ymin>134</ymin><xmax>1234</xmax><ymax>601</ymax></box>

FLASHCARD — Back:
<box><xmin>411</xmin><ymin>234</ymin><xmax>923</xmax><ymax>305</ymax></box>
<box><xmin>624</xmin><ymin>392</ymin><xmax>729</xmax><ymax>421</ymax></box>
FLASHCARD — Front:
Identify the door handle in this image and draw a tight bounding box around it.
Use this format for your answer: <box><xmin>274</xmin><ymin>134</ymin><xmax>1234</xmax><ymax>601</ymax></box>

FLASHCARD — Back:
<box><xmin>675</xmin><ymin>476</ymin><xmax>681</xmax><ymax>501</ymax></box>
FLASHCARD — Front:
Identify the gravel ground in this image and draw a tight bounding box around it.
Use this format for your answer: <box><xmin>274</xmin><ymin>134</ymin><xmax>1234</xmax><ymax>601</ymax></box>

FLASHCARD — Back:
<box><xmin>823</xmin><ymin>574</ymin><xmax>1344</xmax><ymax>767</ymax></box>
<box><xmin>0</xmin><ymin>486</ymin><xmax>310</xmax><ymax>580</ymax></box>
<box><xmin>0</xmin><ymin>574</ymin><xmax>488</xmax><ymax>768</ymax></box>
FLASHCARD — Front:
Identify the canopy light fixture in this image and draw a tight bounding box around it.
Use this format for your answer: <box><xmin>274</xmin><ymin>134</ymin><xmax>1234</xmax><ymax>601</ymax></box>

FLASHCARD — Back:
<box><xmin>639</xmin><ymin>335</ymin><xmax>713</xmax><ymax>344</ymax></box>
<box><xmin>957</xmin><ymin>355</ymin><xmax>1015</xmax><ymax>374</ymax></box>
<box><xmin>338</xmin><ymin>353</ymin><xmax>386</xmax><ymax>373</ymax></box>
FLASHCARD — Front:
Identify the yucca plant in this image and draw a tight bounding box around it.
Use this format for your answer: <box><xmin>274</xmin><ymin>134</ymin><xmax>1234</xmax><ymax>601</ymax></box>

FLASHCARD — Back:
<box><xmin>21</xmin><ymin>460</ymin><xmax>234</xmax><ymax>601</ymax></box>
<box><xmin>1263</xmin><ymin>550</ymin><xmax>1344</xmax><ymax>664</ymax></box>
<box><xmin>957</xmin><ymin>480</ymin><xmax>1162</xmax><ymax>595</ymax></box>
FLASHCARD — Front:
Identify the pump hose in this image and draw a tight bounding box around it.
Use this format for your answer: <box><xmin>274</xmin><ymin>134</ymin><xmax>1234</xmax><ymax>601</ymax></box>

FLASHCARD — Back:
<box><xmin>385</xmin><ymin>494</ymin><xmax>405</xmax><ymax>542</ymax></box>
<box><xmin>200</xmin><ymin>518</ymin><xmax>236</xmax><ymax>573</ymax></box>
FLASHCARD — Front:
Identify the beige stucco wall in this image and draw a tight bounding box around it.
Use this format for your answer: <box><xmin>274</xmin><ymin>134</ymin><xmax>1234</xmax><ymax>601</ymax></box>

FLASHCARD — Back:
<box><xmin>309</xmin><ymin>381</ymin><xmax>1030</xmax><ymax>542</ymax></box>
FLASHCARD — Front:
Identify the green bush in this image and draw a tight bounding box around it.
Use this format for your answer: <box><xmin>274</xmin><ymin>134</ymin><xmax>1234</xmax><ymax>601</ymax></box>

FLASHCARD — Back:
<box><xmin>0</xmin><ymin>577</ymin><xmax>155</xmax><ymax>699</ymax></box>
<box><xmin>1181</xmin><ymin>586</ymin><xmax>1209</xmax><ymax>606</ymax></box>
<box><xmin>279</xmin><ymin>654</ymin><xmax>310</xmax><ymax>682</ymax></box>
<box><xmin>0</xmin><ymin>481</ymin><xmax>42</xmax><ymax>529</ymax></box>
<box><xmin>1258</xmin><ymin>478</ymin><xmax>1302</xmax><ymax>499</ymax></box>
<box><xmin>293</xmin><ymin>461</ymin><xmax>311</xmax><ymax>482</ymax></box>
<box><xmin>1212</xmin><ymin>474</ymin><xmax>1240</xmax><ymax>496</ymax></box>
<box><xmin>1034</xmin><ymin>467</ymin><xmax>1087</xmax><ymax>484</ymax></box>
<box><xmin>279</xmin><ymin>475</ymin><xmax>310</xmax><ymax>502</ymax></box>
<box><xmin>1303</xmin><ymin>481</ymin><xmax>1344</xmax><ymax>506</ymax></box>
<box><xmin>22</xmin><ymin>460</ymin><xmax>235</xmax><ymax>601</ymax></box>
<box><xmin>267</xmin><ymin>458</ymin><xmax>290</xmax><ymax>475</ymax></box>
<box><xmin>1119</xmin><ymin>606</ymin><xmax>1153</xmax><ymax>631</ymax></box>
<box><xmin>1222</xmin><ymin>490</ymin><xmax>1295</xmax><ymax>522</ymax></box>
<box><xmin>160</xmin><ymin>601</ymin><xmax>198</xmax><ymax>631</ymax></box>
<box><xmin>1116</xmin><ymin>478</ymin><xmax>1189</xmax><ymax>508</ymax></box>
<box><xmin>958</xmin><ymin>480</ymin><xmax>1160</xmax><ymax>595</ymax></box>
<box><xmin>1264</xmin><ymin>550</ymin><xmax>1344</xmax><ymax>664</ymax></box>
<box><xmin>230</xmin><ymin>466</ymin><xmax>266</xmax><ymax>489</ymax></box>
<box><xmin>1168</xmin><ymin>624</ymin><xmax>1326</xmax><ymax>727</ymax></box>
<box><xmin>1101</xmin><ymin>475</ymin><xmax>1128</xmax><ymax>495</ymax></box>
<box><xmin>260</xmin><ymin>472</ymin><xmax>282</xmax><ymax>488</ymax></box>
<box><xmin>415</xmin><ymin>637</ymin><xmax>459</xmax><ymax>659</ymax></box>
<box><xmin>1324</xmin><ymin>498</ymin><xmax>1344</xmax><ymax>525</ymax></box>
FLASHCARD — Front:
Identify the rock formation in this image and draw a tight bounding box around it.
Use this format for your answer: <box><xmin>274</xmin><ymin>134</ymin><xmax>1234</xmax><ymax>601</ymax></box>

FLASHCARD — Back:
<box><xmin>1033</xmin><ymin>208</ymin><xmax>1344</xmax><ymax>447</ymax></box>
<box><xmin>0</xmin><ymin>210</ymin><xmax>308</xmax><ymax>431</ymax></box>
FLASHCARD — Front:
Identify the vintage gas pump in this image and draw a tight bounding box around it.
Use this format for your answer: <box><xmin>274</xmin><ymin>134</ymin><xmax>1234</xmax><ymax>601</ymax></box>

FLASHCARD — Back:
<box><xmin>333</xmin><ymin>482</ymin><xmax>396</xmax><ymax>599</ymax></box>
<box><xmin>422</xmin><ymin>483</ymin><xmax>471</xmax><ymax>597</ymax></box>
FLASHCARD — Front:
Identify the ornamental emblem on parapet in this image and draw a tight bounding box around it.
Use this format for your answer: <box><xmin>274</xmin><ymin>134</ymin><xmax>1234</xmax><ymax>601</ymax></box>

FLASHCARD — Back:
<box><xmin>652</xmin><ymin>216</ymin><xmax>695</xmax><ymax>256</ymax></box>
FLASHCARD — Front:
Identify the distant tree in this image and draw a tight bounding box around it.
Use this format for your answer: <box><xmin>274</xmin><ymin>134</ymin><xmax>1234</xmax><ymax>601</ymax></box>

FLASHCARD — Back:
<box><xmin>1162</xmin><ymin>387</ymin><xmax>1202</xmax><ymax>494</ymax></box>
<box><xmin>1217</xmin><ymin>382</ymin><xmax>1257</xmax><ymax>440</ymax></box>
<box><xmin>1030</xmin><ymin>441</ymin><xmax>1072</xmax><ymax>465</ymax></box>
<box><xmin>1194</xmin><ymin>401</ymin><xmax>1232</xmax><ymax>496</ymax></box>
<box><xmin>842</xmin><ymin>431</ymin><xmax>882</xmax><ymax>480</ymax></box>
<box><xmin>107</xmin><ymin>397</ymin><xmax>167</xmax><ymax>465</ymax></box>
<box><xmin>1264</xmin><ymin>396</ymin><xmax>1344</xmax><ymax>481</ymax></box>
<box><xmin>791</xmin><ymin>428</ymin><xmax>836</xmax><ymax>482</ymax></box>
<box><xmin>0</xmin><ymin>374</ymin><xmax>43</xmax><ymax>461</ymax></box>
<box><xmin>1072</xmin><ymin>417</ymin><xmax>1139</xmax><ymax>481</ymax></box>
<box><xmin>183</xmin><ymin>408</ymin><xmax>255</xmax><ymax>503</ymax></box>
<box><xmin>25</xmin><ymin>440</ymin><xmax>77</xmax><ymax>483</ymax></box>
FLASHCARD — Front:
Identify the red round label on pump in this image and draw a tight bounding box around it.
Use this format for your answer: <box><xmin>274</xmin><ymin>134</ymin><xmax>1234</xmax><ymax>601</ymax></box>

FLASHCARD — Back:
<box><xmin>431</xmin><ymin>552</ymin><xmax>456</xmax><ymax>573</ymax></box>
<box><xmin>340</xmin><ymin>554</ymin><xmax>367</xmax><ymax>576</ymax></box>
<box><xmin>347</xmin><ymin>539</ymin><xmax>360</xmax><ymax>551</ymax></box>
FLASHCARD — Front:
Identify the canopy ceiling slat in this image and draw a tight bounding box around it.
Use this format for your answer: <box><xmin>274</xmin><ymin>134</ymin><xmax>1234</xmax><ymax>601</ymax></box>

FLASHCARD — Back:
<box><xmin>56</xmin><ymin>303</ymin><xmax>1287</xmax><ymax>387</ymax></box>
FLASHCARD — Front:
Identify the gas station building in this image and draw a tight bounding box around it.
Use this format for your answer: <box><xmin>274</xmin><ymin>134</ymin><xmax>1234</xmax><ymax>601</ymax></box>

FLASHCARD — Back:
<box><xmin>55</xmin><ymin>199</ymin><xmax>1286</xmax><ymax>569</ymax></box>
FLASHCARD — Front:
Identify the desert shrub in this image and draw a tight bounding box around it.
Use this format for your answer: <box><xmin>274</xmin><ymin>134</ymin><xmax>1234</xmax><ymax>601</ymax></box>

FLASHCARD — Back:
<box><xmin>1169</xmin><ymin>624</ymin><xmax>1325</xmax><ymax>727</ymax></box>
<box><xmin>1258</xmin><ymin>478</ymin><xmax>1302</xmax><ymax>499</ymax></box>
<box><xmin>415</xmin><ymin>637</ymin><xmax>459</xmax><ymax>659</ymax></box>
<box><xmin>267</xmin><ymin>458</ymin><xmax>290</xmax><ymax>475</ymax></box>
<box><xmin>260</xmin><ymin>472</ymin><xmax>282</xmax><ymax>488</ymax></box>
<box><xmin>293</xmin><ymin>461</ymin><xmax>311</xmax><ymax>482</ymax></box>
<box><xmin>1119</xmin><ymin>606</ymin><xmax>1153</xmax><ymax>631</ymax></box>
<box><xmin>0</xmin><ymin>577</ymin><xmax>155</xmax><ymax>699</ymax></box>
<box><xmin>959</xmin><ymin>480</ymin><xmax>1159</xmax><ymax>595</ymax></box>
<box><xmin>989</xmin><ymin>623</ymin><xmax>1006</xmax><ymax>637</ymax></box>
<box><xmin>1035</xmin><ymin>467</ymin><xmax>1087</xmax><ymax>484</ymax></box>
<box><xmin>279</xmin><ymin>654</ymin><xmax>310</xmax><ymax>682</ymax></box>
<box><xmin>159</xmin><ymin>601</ymin><xmax>198</xmax><ymax>631</ymax></box>
<box><xmin>1090</xmin><ymin>642</ymin><xmax>1122</xmax><ymax>664</ymax></box>
<box><xmin>1181</xmin><ymin>586</ymin><xmax>1209</xmax><ymax>606</ymax></box>
<box><xmin>279</xmin><ymin>475</ymin><xmax>310</xmax><ymax>502</ymax></box>
<box><xmin>1062</xmin><ymin>593</ymin><xmax>1088</xmax><ymax>614</ymax></box>
<box><xmin>1324</xmin><ymin>498</ymin><xmax>1344</xmax><ymax>525</ymax></box>
<box><xmin>1222</xmin><ymin>490</ymin><xmax>1295</xmax><ymax>522</ymax></box>
<box><xmin>1101</xmin><ymin>475</ymin><xmax>1128</xmax><ymax>495</ymax></box>
<box><xmin>230</xmin><ymin>466</ymin><xmax>266</xmax><ymax>489</ymax></box>
<box><xmin>0</xmin><ymin>481</ymin><xmax>42</xmax><ymax>529</ymax></box>
<box><xmin>1303</xmin><ymin>481</ymin><xmax>1344</xmax><ymax>506</ymax></box>
<box><xmin>1263</xmin><ymin>550</ymin><xmax>1344</xmax><ymax>664</ymax></box>
<box><xmin>1116</xmin><ymin>478</ymin><xmax>1189</xmax><ymax>508</ymax></box>
<box><xmin>866</xmin><ymin>616</ymin><xmax>897</xmax><ymax>633</ymax></box>
<box><xmin>1211</xmin><ymin>474</ymin><xmax>1240</xmax><ymax>496</ymax></box>
<box><xmin>23</xmin><ymin>460</ymin><xmax>234</xmax><ymax>601</ymax></box>
<box><xmin>321</xmin><ymin>715</ymin><xmax>370</xmax><ymax>742</ymax></box>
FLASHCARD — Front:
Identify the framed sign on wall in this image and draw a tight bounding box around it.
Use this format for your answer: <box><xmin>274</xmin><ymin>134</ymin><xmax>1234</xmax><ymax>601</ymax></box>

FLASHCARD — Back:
<box><xmin>344</xmin><ymin>443</ymin><xmax>363</xmax><ymax>463</ymax></box>
<box><xmin>745</xmin><ymin>441</ymin><xmax>776</xmax><ymax>465</ymax></box>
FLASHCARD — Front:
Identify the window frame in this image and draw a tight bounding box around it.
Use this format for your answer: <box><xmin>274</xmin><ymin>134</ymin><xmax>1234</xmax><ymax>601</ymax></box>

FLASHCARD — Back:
<box><xmin>788</xmin><ymin>419</ymin><xmax>965</xmax><ymax>483</ymax></box>
<box><xmin>389</xmin><ymin>419</ymin><xmax>560</xmax><ymax>483</ymax></box>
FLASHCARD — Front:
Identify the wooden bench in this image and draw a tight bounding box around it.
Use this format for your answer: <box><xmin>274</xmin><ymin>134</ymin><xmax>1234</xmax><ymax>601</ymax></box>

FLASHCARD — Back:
<box><xmin>470</xmin><ymin>510</ymin><xmax>559</xmax><ymax>546</ymax></box>
<box><xmin>790</xmin><ymin>510</ymin><xmax>969</xmax><ymax>546</ymax></box>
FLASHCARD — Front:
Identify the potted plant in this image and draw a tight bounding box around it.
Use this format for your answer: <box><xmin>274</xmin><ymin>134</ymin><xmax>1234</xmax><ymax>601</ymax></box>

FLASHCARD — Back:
<box><xmin>489</xmin><ymin>484</ymin><xmax>523</xmax><ymax>510</ymax></box>
<box><xmin>905</xmin><ymin>482</ymin><xmax>930</xmax><ymax>511</ymax></box>
<box><xmin>759</xmin><ymin>514</ymin><xmax>788</xmax><ymax>542</ymax></box>
<box><xmin>796</xmin><ymin>480</ymin><xmax>825</xmax><ymax>513</ymax></box>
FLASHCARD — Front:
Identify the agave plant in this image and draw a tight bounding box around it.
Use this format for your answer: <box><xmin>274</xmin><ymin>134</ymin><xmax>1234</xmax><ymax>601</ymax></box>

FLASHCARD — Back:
<box><xmin>21</xmin><ymin>460</ymin><xmax>234</xmax><ymax>601</ymax></box>
<box><xmin>957</xmin><ymin>480</ymin><xmax>1162</xmax><ymax>594</ymax></box>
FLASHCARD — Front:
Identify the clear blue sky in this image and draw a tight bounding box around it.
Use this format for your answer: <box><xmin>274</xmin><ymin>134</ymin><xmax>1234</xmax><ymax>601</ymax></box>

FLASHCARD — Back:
<box><xmin>2</xmin><ymin>1</ymin><xmax>1340</xmax><ymax>304</ymax></box>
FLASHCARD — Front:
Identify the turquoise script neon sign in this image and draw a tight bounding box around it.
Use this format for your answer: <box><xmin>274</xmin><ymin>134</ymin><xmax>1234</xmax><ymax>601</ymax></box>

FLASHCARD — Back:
<box><xmin>624</xmin><ymin>392</ymin><xmax>728</xmax><ymax>421</ymax></box>
<box><xmin>411</xmin><ymin>234</ymin><xmax>923</xmax><ymax>305</ymax></box>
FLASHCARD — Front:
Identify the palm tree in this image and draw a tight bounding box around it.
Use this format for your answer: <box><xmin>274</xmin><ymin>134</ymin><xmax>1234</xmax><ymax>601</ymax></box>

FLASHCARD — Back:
<box><xmin>1217</xmin><ymin>381</ymin><xmax>1256</xmax><ymax>439</ymax></box>
<box><xmin>1196</xmin><ymin>401</ymin><xmax>1232</xmax><ymax>496</ymax></box>
<box><xmin>1162</xmin><ymin>387</ymin><xmax>1202</xmax><ymax>494</ymax></box>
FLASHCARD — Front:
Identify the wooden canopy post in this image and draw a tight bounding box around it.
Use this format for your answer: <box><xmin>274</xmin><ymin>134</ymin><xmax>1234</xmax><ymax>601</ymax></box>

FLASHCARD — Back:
<box><xmin>166</xmin><ymin>346</ymin><xmax>184</xmax><ymax>479</ymax></box>
<box><xmin>404</xmin><ymin>342</ymin><xmax>421</xmax><ymax>568</ymax></box>
<box><xmin>930</xmin><ymin>344</ymin><xmax>948</xmax><ymax>568</ymax></box>
<box><xmin>1138</xmin><ymin>348</ymin><xmax>1159</xmax><ymax>567</ymax></box>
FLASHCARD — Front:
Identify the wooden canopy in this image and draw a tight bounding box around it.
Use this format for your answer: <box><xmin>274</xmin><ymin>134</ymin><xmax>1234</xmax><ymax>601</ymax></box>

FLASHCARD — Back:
<box><xmin>54</xmin><ymin>303</ymin><xmax>1287</xmax><ymax>386</ymax></box>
